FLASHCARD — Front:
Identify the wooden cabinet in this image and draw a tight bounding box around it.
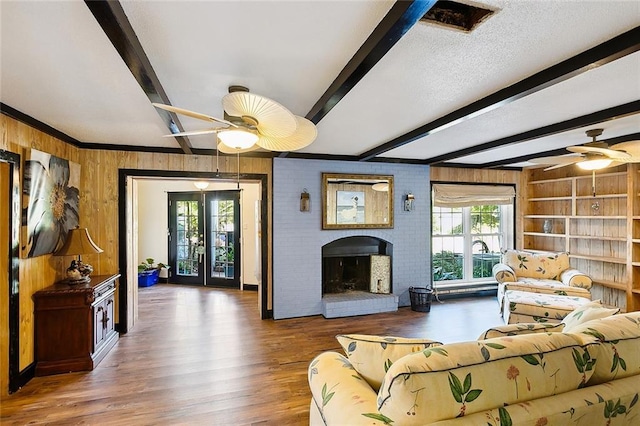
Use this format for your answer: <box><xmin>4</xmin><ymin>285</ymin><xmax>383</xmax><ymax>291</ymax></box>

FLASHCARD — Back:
<box><xmin>33</xmin><ymin>274</ymin><xmax>120</xmax><ymax>376</ymax></box>
<box><xmin>524</xmin><ymin>165</ymin><xmax>639</xmax><ymax>311</ymax></box>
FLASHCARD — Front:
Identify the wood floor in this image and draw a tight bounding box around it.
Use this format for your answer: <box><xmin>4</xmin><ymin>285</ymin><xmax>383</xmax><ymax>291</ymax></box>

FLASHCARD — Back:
<box><xmin>1</xmin><ymin>284</ymin><xmax>502</xmax><ymax>425</ymax></box>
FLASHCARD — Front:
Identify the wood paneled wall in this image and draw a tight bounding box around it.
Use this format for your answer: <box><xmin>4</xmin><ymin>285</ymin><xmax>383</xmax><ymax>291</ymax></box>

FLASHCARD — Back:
<box><xmin>430</xmin><ymin>167</ymin><xmax>525</xmax><ymax>249</ymax></box>
<box><xmin>0</xmin><ymin>114</ymin><xmax>272</xmax><ymax>388</ymax></box>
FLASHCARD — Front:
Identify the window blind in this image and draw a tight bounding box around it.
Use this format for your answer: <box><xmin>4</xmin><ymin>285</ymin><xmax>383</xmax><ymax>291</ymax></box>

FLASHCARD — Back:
<box><xmin>433</xmin><ymin>184</ymin><xmax>515</xmax><ymax>207</ymax></box>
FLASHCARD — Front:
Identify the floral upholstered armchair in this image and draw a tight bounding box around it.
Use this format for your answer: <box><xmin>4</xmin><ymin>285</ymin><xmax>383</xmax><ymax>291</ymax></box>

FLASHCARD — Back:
<box><xmin>493</xmin><ymin>249</ymin><xmax>593</xmax><ymax>304</ymax></box>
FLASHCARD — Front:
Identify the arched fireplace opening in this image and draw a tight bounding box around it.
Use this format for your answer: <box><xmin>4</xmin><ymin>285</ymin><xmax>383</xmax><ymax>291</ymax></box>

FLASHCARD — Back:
<box><xmin>322</xmin><ymin>236</ymin><xmax>392</xmax><ymax>295</ymax></box>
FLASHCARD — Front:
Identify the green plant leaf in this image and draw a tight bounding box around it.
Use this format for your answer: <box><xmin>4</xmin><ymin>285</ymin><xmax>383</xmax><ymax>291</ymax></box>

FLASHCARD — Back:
<box><xmin>630</xmin><ymin>394</ymin><xmax>638</xmax><ymax>408</ymax></box>
<box><xmin>431</xmin><ymin>347</ymin><xmax>449</xmax><ymax>356</ymax></box>
<box><xmin>448</xmin><ymin>373</ymin><xmax>463</xmax><ymax>403</ymax></box>
<box><xmin>485</xmin><ymin>343</ymin><xmax>506</xmax><ymax>350</ymax></box>
<box><xmin>362</xmin><ymin>413</ymin><xmax>394</xmax><ymax>424</ymax></box>
<box><xmin>463</xmin><ymin>373</ymin><xmax>472</xmax><ymax>393</ymax></box>
<box><xmin>619</xmin><ymin>357</ymin><xmax>627</xmax><ymax>371</ymax></box>
<box><xmin>521</xmin><ymin>354</ymin><xmax>539</xmax><ymax>366</ymax></box>
<box><xmin>465</xmin><ymin>389</ymin><xmax>482</xmax><ymax>403</ymax></box>
<box><xmin>611</xmin><ymin>355</ymin><xmax>619</xmax><ymax>372</ymax></box>
<box><xmin>498</xmin><ymin>407</ymin><xmax>513</xmax><ymax>426</ymax></box>
<box><xmin>481</xmin><ymin>346</ymin><xmax>490</xmax><ymax>361</ymax></box>
<box><xmin>384</xmin><ymin>359</ymin><xmax>392</xmax><ymax>373</ymax></box>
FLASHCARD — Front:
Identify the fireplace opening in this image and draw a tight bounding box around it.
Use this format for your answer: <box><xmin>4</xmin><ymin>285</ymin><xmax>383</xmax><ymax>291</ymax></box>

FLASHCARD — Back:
<box><xmin>322</xmin><ymin>236</ymin><xmax>392</xmax><ymax>295</ymax></box>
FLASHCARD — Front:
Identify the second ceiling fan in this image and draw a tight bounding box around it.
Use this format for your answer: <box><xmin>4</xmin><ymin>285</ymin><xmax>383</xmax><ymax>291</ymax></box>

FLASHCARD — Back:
<box><xmin>153</xmin><ymin>85</ymin><xmax>317</xmax><ymax>153</ymax></box>
<box><xmin>530</xmin><ymin>129</ymin><xmax>640</xmax><ymax>171</ymax></box>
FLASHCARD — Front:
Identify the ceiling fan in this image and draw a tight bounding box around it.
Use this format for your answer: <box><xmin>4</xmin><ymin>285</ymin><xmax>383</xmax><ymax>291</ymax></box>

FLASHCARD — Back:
<box><xmin>152</xmin><ymin>85</ymin><xmax>317</xmax><ymax>152</ymax></box>
<box><xmin>529</xmin><ymin>129</ymin><xmax>640</xmax><ymax>171</ymax></box>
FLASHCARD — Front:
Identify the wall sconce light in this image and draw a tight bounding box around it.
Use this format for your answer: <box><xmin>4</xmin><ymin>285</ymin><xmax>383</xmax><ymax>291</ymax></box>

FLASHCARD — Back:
<box><xmin>300</xmin><ymin>189</ymin><xmax>310</xmax><ymax>212</ymax></box>
<box><xmin>404</xmin><ymin>193</ymin><xmax>415</xmax><ymax>212</ymax></box>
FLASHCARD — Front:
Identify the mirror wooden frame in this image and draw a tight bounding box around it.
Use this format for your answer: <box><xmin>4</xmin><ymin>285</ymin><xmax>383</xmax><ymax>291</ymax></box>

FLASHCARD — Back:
<box><xmin>322</xmin><ymin>173</ymin><xmax>394</xmax><ymax>229</ymax></box>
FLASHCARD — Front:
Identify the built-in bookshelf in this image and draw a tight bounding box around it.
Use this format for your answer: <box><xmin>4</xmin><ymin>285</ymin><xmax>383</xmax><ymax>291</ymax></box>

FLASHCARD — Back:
<box><xmin>524</xmin><ymin>164</ymin><xmax>639</xmax><ymax>312</ymax></box>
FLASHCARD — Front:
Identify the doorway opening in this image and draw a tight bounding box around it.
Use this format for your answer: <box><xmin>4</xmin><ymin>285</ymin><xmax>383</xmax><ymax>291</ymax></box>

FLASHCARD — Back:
<box><xmin>119</xmin><ymin>170</ymin><xmax>269</xmax><ymax>334</ymax></box>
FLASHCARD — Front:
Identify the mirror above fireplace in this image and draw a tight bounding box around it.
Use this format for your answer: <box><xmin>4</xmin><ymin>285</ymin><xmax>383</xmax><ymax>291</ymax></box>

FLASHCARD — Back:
<box><xmin>322</xmin><ymin>173</ymin><xmax>394</xmax><ymax>229</ymax></box>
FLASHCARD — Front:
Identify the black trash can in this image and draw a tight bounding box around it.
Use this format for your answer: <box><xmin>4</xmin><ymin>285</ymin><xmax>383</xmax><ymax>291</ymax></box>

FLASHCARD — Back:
<box><xmin>409</xmin><ymin>287</ymin><xmax>433</xmax><ymax>312</ymax></box>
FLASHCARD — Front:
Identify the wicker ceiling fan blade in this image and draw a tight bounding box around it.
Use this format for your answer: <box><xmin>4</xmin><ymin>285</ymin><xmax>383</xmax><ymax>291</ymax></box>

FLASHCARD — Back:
<box><xmin>222</xmin><ymin>92</ymin><xmax>297</xmax><ymax>138</ymax></box>
<box><xmin>529</xmin><ymin>155</ymin><xmax>583</xmax><ymax>165</ymax></box>
<box><xmin>255</xmin><ymin>116</ymin><xmax>317</xmax><ymax>152</ymax></box>
<box><xmin>152</xmin><ymin>103</ymin><xmax>236</xmax><ymax>127</ymax></box>
<box><xmin>543</xmin><ymin>161</ymin><xmax>583</xmax><ymax>171</ymax></box>
<box><xmin>567</xmin><ymin>145</ymin><xmax>631</xmax><ymax>159</ymax></box>
<box><xmin>609</xmin><ymin>141</ymin><xmax>640</xmax><ymax>162</ymax></box>
<box><xmin>162</xmin><ymin>128</ymin><xmax>222</xmax><ymax>138</ymax></box>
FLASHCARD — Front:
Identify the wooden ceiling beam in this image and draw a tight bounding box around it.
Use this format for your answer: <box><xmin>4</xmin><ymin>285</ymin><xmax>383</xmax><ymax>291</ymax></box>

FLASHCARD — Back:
<box><xmin>305</xmin><ymin>0</ymin><xmax>438</xmax><ymax>124</ymax></box>
<box><xmin>359</xmin><ymin>26</ymin><xmax>640</xmax><ymax>161</ymax></box>
<box><xmin>425</xmin><ymin>101</ymin><xmax>640</xmax><ymax>165</ymax></box>
<box><xmin>84</xmin><ymin>1</ymin><xmax>193</xmax><ymax>155</ymax></box>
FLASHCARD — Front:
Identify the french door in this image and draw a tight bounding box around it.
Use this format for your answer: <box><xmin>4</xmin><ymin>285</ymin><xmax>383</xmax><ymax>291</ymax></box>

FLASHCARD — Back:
<box><xmin>168</xmin><ymin>190</ymin><xmax>240</xmax><ymax>287</ymax></box>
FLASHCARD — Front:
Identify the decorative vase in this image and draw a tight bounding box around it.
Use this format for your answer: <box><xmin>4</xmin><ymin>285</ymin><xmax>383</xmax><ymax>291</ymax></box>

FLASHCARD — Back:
<box><xmin>543</xmin><ymin>219</ymin><xmax>553</xmax><ymax>234</ymax></box>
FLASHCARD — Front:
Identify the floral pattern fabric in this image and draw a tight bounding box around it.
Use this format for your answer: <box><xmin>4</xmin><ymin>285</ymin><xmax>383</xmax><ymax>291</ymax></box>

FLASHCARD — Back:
<box><xmin>478</xmin><ymin>322</ymin><xmax>565</xmax><ymax>340</ymax></box>
<box><xmin>501</xmin><ymin>249</ymin><xmax>570</xmax><ymax>280</ymax></box>
<box><xmin>568</xmin><ymin>312</ymin><xmax>640</xmax><ymax>385</ymax></box>
<box><xmin>336</xmin><ymin>334</ymin><xmax>442</xmax><ymax>390</ymax></box>
<box><xmin>561</xmin><ymin>299</ymin><xmax>620</xmax><ymax>332</ymax></box>
<box><xmin>308</xmin><ymin>313</ymin><xmax>640</xmax><ymax>426</ymax></box>
<box><xmin>428</xmin><ymin>375</ymin><xmax>639</xmax><ymax>425</ymax></box>
<box><xmin>503</xmin><ymin>289</ymin><xmax>591</xmax><ymax>324</ymax></box>
<box><xmin>378</xmin><ymin>333</ymin><xmax>597</xmax><ymax>425</ymax></box>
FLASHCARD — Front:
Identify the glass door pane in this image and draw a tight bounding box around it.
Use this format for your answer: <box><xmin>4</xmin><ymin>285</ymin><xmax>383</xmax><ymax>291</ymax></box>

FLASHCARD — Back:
<box><xmin>168</xmin><ymin>192</ymin><xmax>204</xmax><ymax>285</ymax></box>
<box><xmin>205</xmin><ymin>190</ymin><xmax>240</xmax><ymax>287</ymax></box>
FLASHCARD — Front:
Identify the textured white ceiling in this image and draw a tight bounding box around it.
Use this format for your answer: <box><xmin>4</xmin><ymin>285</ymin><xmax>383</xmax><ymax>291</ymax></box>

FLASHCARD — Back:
<box><xmin>0</xmin><ymin>1</ymin><xmax>173</xmax><ymax>147</ymax></box>
<box><xmin>385</xmin><ymin>51</ymin><xmax>640</xmax><ymax>160</ymax></box>
<box><xmin>1</xmin><ymin>0</ymin><xmax>638</xmax><ymax>166</ymax></box>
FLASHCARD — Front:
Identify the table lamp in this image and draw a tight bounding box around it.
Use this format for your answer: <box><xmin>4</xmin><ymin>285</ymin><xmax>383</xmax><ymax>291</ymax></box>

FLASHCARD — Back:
<box><xmin>54</xmin><ymin>227</ymin><xmax>103</xmax><ymax>284</ymax></box>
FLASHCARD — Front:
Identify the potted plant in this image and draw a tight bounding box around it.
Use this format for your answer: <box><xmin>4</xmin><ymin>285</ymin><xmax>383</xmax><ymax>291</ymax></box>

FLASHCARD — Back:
<box><xmin>137</xmin><ymin>258</ymin><xmax>169</xmax><ymax>287</ymax></box>
<box><xmin>225</xmin><ymin>246</ymin><xmax>234</xmax><ymax>278</ymax></box>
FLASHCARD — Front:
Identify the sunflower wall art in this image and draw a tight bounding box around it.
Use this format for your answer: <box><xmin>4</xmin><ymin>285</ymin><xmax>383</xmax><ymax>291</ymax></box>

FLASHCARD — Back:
<box><xmin>22</xmin><ymin>149</ymin><xmax>80</xmax><ymax>258</ymax></box>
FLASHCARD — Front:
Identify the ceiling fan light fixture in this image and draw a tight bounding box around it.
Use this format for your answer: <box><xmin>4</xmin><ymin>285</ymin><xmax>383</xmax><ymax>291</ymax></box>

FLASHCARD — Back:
<box><xmin>218</xmin><ymin>128</ymin><xmax>259</xmax><ymax>149</ymax></box>
<box><xmin>577</xmin><ymin>158</ymin><xmax>612</xmax><ymax>170</ymax></box>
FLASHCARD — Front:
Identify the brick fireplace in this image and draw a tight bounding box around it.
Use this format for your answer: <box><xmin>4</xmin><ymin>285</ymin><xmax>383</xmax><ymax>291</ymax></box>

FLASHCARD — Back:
<box><xmin>321</xmin><ymin>236</ymin><xmax>398</xmax><ymax>318</ymax></box>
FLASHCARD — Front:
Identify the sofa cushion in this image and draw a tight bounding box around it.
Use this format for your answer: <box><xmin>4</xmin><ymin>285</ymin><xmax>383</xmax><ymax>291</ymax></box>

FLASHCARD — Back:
<box><xmin>502</xmin><ymin>249</ymin><xmax>570</xmax><ymax>279</ymax></box>
<box><xmin>378</xmin><ymin>333</ymin><xmax>597</xmax><ymax>425</ymax></box>
<box><xmin>561</xmin><ymin>299</ymin><xmax>619</xmax><ymax>332</ymax></box>
<box><xmin>308</xmin><ymin>351</ymin><xmax>380</xmax><ymax>425</ymax></box>
<box><xmin>567</xmin><ymin>312</ymin><xmax>640</xmax><ymax>385</ymax></box>
<box><xmin>336</xmin><ymin>334</ymin><xmax>442</xmax><ymax>390</ymax></box>
<box><xmin>478</xmin><ymin>322</ymin><xmax>564</xmax><ymax>340</ymax></box>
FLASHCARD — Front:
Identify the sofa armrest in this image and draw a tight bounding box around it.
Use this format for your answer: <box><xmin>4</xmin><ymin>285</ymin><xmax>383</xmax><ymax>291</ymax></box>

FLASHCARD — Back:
<box><xmin>560</xmin><ymin>268</ymin><xmax>592</xmax><ymax>290</ymax></box>
<box><xmin>493</xmin><ymin>263</ymin><xmax>516</xmax><ymax>283</ymax></box>
<box><xmin>308</xmin><ymin>352</ymin><xmax>381</xmax><ymax>425</ymax></box>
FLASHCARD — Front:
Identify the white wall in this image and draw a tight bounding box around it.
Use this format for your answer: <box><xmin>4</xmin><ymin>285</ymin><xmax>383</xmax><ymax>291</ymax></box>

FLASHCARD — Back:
<box><xmin>273</xmin><ymin>158</ymin><xmax>430</xmax><ymax>319</ymax></box>
<box><xmin>136</xmin><ymin>179</ymin><xmax>260</xmax><ymax>286</ymax></box>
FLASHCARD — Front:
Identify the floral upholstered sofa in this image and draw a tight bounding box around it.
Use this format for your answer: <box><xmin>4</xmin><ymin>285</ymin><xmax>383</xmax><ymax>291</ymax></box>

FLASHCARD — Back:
<box><xmin>308</xmin><ymin>309</ymin><xmax>640</xmax><ymax>425</ymax></box>
<box><xmin>493</xmin><ymin>249</ymin><xmax>594</xmax><ymax>323</ymax></box>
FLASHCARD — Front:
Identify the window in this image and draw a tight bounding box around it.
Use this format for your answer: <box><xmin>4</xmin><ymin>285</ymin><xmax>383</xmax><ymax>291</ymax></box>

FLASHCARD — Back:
<box><xmin>431</xmin><ymin>184</ymin><xmax>514</xmax><ymax>285</ymax></box>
